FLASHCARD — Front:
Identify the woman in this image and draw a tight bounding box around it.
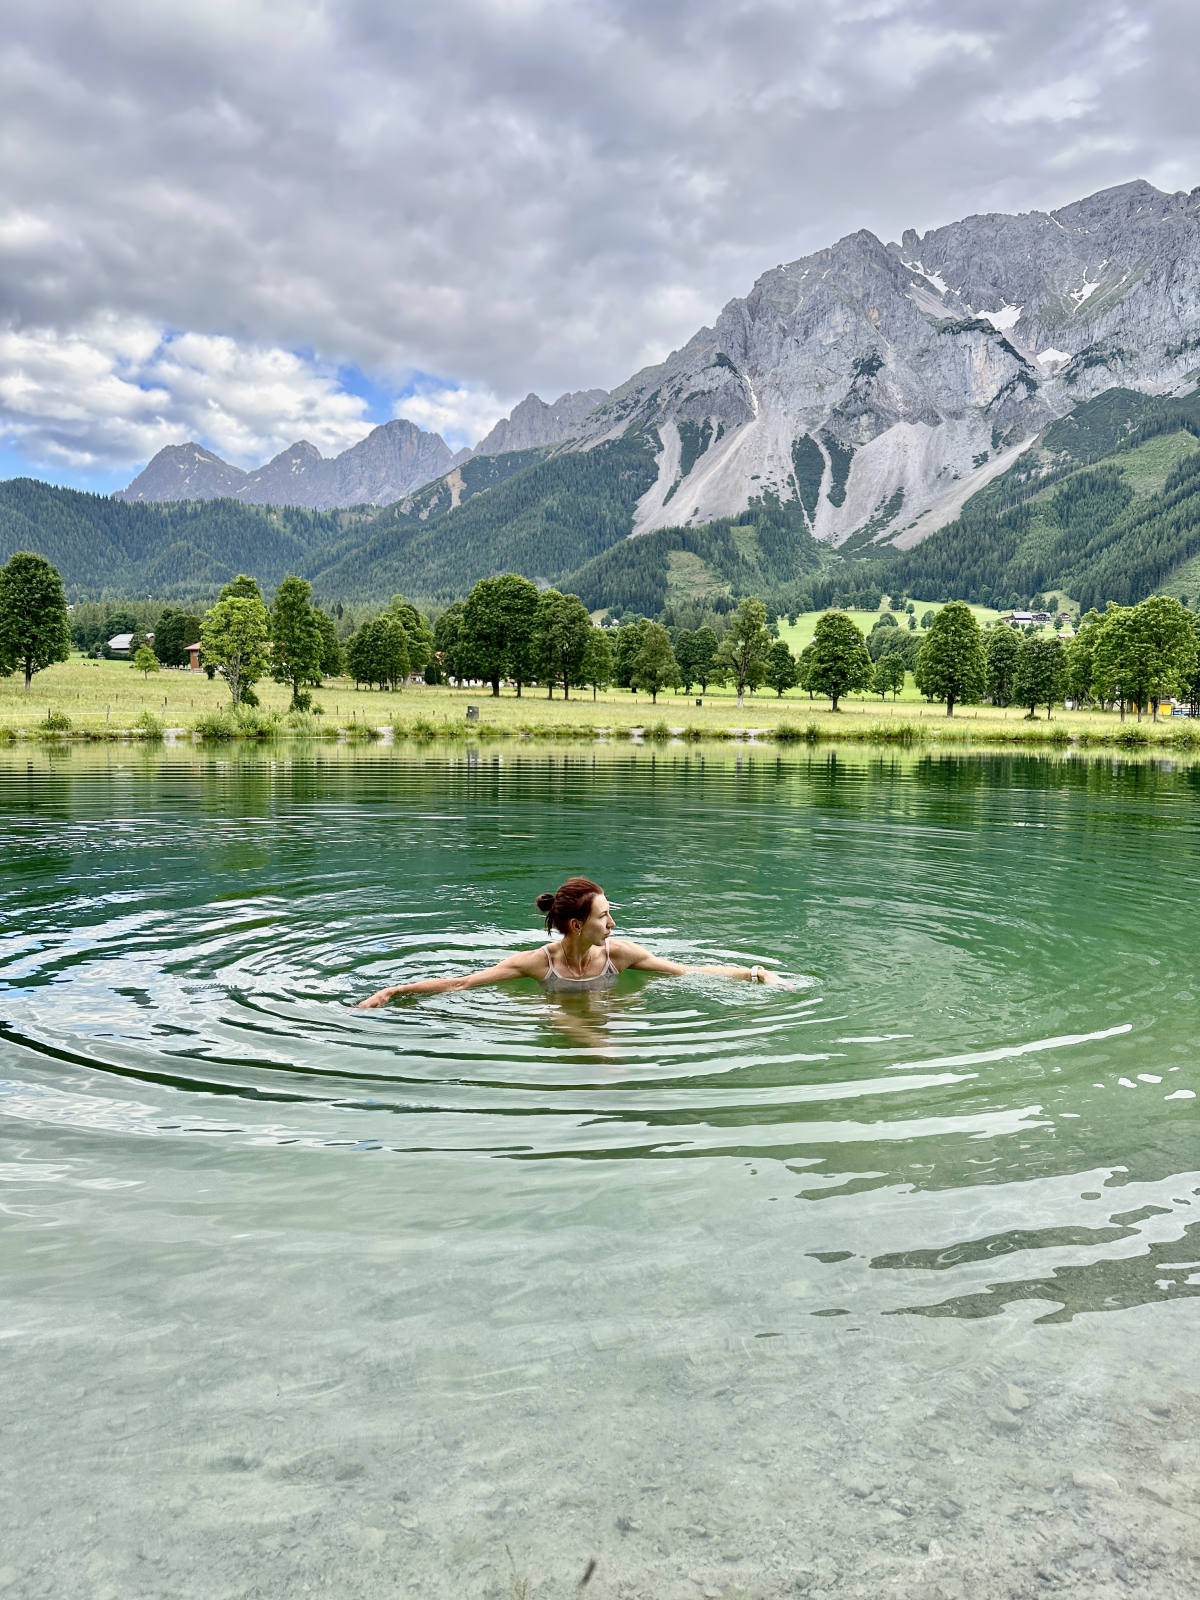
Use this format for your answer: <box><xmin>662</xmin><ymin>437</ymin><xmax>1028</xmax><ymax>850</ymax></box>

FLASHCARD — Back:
<box><xmin>356</xmin><ymin>876</ymin><xmax>788</xmax><ymax>1007</ymax></box>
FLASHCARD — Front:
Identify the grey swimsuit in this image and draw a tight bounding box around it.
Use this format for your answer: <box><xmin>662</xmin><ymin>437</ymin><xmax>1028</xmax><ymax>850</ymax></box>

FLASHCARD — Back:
<box><xmin>541</xmin><ymin>938</ymin><xmax>620</xmax><ymax>992</ymax></box>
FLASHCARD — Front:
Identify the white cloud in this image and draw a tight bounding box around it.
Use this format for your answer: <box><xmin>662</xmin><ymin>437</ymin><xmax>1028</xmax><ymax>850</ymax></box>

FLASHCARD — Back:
<box><xmin>0</xmin><ymin>317</ymin><xmax>373</xmax><ymax>469</ymax></box>
<box><xmin>393</xmin><ymin>384</ymin><xmax>515</xmax><ymax>453</ymax></box>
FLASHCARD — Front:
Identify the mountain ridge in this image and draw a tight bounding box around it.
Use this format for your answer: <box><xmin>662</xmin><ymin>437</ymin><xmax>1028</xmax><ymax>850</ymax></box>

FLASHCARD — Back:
<box><xmin>114</xmin><ymin>388</ymin><xmax>611</xmax><ymax>512</ymax></box>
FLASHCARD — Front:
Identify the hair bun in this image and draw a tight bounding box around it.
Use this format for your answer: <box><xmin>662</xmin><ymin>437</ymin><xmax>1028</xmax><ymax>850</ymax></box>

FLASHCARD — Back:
<box><xmin>535</xmin><ymin>892</ymin><xmax>555</xmax><ymax>914</ymax></box>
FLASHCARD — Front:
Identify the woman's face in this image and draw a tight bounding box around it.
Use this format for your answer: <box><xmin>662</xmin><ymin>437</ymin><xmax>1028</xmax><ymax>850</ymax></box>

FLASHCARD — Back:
<box><xmin>573</xmin><ymin>892</ymin><xmax>615</xmax><ymax>943</ymax></box>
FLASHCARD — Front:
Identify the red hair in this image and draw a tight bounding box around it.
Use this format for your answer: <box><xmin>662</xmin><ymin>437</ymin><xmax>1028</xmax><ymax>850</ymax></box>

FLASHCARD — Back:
<box><xmin>536</xmin><ymin>878</ymin><xmax>603</xmax><ymax>935</ymax></box>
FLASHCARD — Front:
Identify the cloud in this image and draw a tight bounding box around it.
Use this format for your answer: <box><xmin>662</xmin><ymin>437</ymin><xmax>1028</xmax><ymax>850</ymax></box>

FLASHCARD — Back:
<box><xmin>391</xmin><ymin>382</ymin><xmax>515</xmax><ymax>454</ymax></box>
<box><xmin>0</xmin><ymin>0</ymin><xmax>1196</xmax><ymax>485</ymax></box>
<box><xmin>0</xmin><ymin>317</ymin><xmax>374</xmax><ymax>469</ymax></box>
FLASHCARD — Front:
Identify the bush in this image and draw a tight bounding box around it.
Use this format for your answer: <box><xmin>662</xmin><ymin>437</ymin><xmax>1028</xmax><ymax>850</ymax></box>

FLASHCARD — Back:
<box><xmin>193</xmin><ymin>710</ymin><xmax>236</xmax><ymax>740</ymax></box>
<box><xmin>134</xmin><ymin>710</ymin><xmax>164</xmax><ymax>739</ymax></box>
<box><xmin>233</xmin><ymin>706</ymin><xmax>284</xmax><ymax>738</ymax></box>
<box><xmin>291</xmin><ymin>690</ymin><xmax>312</xmax><ymax>713</ymax></box>
<box><xmin>43</xmin><ymin>709</ymin><xmax>72</xmax><ymax>732</ymax></box>
<box><xmin>773</xmin><ymin>721</ymin><xmax>806</xmax><ymax>742</ymax></box>
<box><xmin>646</xmin><ymin>719</ymin><xmax>672</xmax><ymax>741</ymax></box>
<box><xmin>408</xmin><ymin>716</ymin><xmax>438</xmax><ymax>739</ymax></box>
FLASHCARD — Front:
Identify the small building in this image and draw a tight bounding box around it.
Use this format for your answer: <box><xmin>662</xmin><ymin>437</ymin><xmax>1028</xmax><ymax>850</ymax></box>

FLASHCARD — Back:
<box><xmin>184</xmin><ymin>642</ymin><xmax>202</xmax><ymax>671</ymax></box>
<box><xmin>107</xmin><ymin>632</ymin><xmax>154</xmax><ymax>656</ymax></box>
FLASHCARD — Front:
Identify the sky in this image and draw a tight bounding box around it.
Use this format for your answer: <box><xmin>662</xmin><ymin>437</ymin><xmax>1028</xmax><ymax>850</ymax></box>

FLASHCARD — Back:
<box><xmin>1</xmin><ymin>0</ymin><xmax>1197</xmax><ymax>492</ymax></box>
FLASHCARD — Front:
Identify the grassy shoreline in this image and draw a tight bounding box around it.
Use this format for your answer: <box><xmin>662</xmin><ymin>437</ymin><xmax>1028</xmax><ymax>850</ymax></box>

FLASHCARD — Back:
<box><xmin>2</xmin><ymin>656</ymin><xmax>1197</xmax><ymax>750</ymax></box>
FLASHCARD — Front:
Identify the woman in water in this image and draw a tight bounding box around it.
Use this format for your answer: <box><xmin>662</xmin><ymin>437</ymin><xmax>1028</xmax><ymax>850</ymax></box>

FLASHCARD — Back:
<box><xmin>356</xmin><ymin>877</ymin><xmax>788</xmax><ymax>1006</ymax></box>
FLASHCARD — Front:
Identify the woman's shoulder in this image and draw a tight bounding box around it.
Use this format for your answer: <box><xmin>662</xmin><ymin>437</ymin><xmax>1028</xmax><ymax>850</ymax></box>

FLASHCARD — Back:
<box><xmin>607</xmin><ymin>936</ymin><xmax>648</xmax><ymax>966</ymax></box>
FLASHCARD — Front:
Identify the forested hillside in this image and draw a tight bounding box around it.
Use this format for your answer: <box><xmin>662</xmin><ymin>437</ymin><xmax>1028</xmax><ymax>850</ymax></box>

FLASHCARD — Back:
<box><xmin>307</xmin><ymin>433</ymin><xmax>660</xmax><ymax>600</ymax></box>
<box><xmin>0</xmin><ymin>479</ymin><xmax>345</xmax><ymax>599</ymax></box>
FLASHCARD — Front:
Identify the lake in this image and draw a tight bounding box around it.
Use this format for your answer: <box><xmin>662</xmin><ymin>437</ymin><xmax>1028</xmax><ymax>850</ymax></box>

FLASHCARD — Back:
<box><xmin>2</xmin><ymin>742</ymin><xmax>1198</xmax><ymax>1600</ymax></box>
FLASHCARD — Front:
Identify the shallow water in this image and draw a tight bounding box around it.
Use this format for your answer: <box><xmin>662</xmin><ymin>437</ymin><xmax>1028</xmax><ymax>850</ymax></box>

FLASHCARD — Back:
<box><xmin>2</xmin><ymin>743</ymin><xmax>1199</xmax><ymax>1600</ymax></box>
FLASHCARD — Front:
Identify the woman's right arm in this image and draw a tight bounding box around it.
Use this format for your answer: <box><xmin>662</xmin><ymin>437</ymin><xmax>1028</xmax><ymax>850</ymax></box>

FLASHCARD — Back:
<box><xmin>355</xmin><ymin>948</ymin><xmax>545</xmax><ymax>1008</ymax></box>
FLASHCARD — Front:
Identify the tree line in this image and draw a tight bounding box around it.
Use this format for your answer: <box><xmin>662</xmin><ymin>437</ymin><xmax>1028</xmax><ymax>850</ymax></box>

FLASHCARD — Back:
<box><xmin>5</xmin><ymin>547</ymin><xmax>1198</xmax><ymax>728</ymax></box>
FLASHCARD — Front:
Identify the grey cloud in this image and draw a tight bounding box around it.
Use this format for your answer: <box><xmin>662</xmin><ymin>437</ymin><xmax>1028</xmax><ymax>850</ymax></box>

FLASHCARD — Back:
<box><xmin>1</xmin><ymin>0</ymin><xmax>1197</xmax><ymax>466</ymax></box>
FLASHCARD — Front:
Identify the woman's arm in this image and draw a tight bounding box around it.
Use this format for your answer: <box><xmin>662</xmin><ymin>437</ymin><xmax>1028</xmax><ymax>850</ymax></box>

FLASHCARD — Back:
<box><xmin>355</xmin><ymin>948</ymin><xmax>547</xmax><ymax>1008</ymax></box>
<box><xmin>612</xmin><ymin>940</ymin><xmax>790</xmax><ymax>985</ymax></box>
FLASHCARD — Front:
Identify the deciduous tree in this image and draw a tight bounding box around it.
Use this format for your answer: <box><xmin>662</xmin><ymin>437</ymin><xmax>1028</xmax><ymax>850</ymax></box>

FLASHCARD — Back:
<box><xmin>1013</xmin><ymin>635</ymin><xmax>1068</xmax><ymax>719</ymax></box>
<box><xmin>200</xmin><ymin>593</ymin><xmax>271</xmax><ymax>706</ymax></box>
<box><xmin>764</xmin><ymin>637</ymin><xmax>799</xmax><ymax>697</ymax></box>
<box><xmin>132</xmin><ymin>645</ymin><xmax>160</xmax><ymax>680</ymax></box>
<box><xmin>715</xmin><ymin>596</ymin><xmax>773</xmax><ymax>709</ymax></box>
<box><xmin>914</xmin><ymin>601</ymin><xmax>985</xmax><ymax>716</ymax></box>
<box><xmin>345</xmin><ymin>616</ymin><xmax>410</xmax><ymax>690</ymax></box>
<box><xmin>387</xmin><ymin>595</ymin><xmax>434</xmax><ymax>675</ymax></box>
<box><xmin>1127</xmin><ymin>594</ymin><xmax>1197</xmax><ymax>720</ymax></box>
<box><xmin>631</xmin><ymin>622</ymin><xmax>681</xmax><ymax>703</ymax></box>
<box><xmin>270</xmin><ymin>576</ymin><xmax>324</xmax><ymax>707</ymax></box>
<box><xmin>462</xmin><ymin>575</ymin><xmax>540</xmax><ymax>696</ymax></box>
<box><xmin>690</xmin><ymin>626</ymin><xmax>720</xmax><ymax>693</ymax></box>
<box><xmin>0</xmin><ymin>552</ymin><xmax>73</xmax><ymax>694</ymax></box>
<box><xmin>535</xmin><ymin>589</ymin><xmax>593</xmax><ymax>699</ymax></box>
<box><xmin>580</xmin><ymin>627</ymin><xmax>613</xmax><ymax>701</ymax></box>
<box><xmin>805</xmin><ymin>612</ymin><xmax>873</xmax><ymax>711</ymax></box>
<box><xmin>872</xmin><ymin>654</ymin><xmax>906</xmax><ymax>700</ymax></box>
<box><xmin>984</xmin><ymin>625</ymin><xmax>1021</xmax><ymax>707</ymax></box>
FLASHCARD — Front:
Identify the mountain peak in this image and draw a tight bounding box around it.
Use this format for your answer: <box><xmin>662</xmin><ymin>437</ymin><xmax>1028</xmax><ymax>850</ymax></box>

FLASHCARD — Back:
<box><xmin>472</xmin><ymin>388</ymin><xmax>608</xmax><ymax>456</ymax></box>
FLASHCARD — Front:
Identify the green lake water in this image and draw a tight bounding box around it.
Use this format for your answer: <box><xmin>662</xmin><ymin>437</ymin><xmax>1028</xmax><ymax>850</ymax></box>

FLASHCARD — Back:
<box><xmin>1</xmin><ymin>743</ymin><xmax>1198</xmax><ymax>1600</ymax></box>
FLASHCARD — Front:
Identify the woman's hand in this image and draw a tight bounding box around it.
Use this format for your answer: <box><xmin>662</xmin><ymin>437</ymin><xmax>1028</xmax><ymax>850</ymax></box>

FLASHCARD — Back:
<box><xmin>355</xmin><ymin>986</ymin><xmax>400</xmax><ymax>1009</ymax></box>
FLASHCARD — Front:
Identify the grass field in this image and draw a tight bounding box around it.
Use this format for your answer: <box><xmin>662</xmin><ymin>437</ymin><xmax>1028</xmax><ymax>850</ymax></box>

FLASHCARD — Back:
<box><xmin>776</xmin><ymin>600</ymin><xmax>1009</xmax><ymax>656</ymax></box>
<box><xmin>2</xmin><ymin>653</ymin><xmax>1193</xmax><ymax>749</ymax></box>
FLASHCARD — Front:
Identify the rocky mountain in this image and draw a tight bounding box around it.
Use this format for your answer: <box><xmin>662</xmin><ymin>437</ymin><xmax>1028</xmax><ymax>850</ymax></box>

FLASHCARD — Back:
<box><xmin>113</xmin><ymin>442</ymin><xmax>250</xmax><ymax>502</ymax></box>
<box><xmin>116</xmin><ymin>418</ymin><xmax>468</xmax><ymax>511</ymax></box>
<box><xmin>470</xmin><ymin>389</ymin><xmax>608</xmax><ymax>455</ymax></box>
<box><xmin>570</xmin><ymin>179</ymin><xmax>1200</xmax><ymax>551</ymax></box>
<box><xmin>115</xmin><ymin>391</ymin><xmax>608</xmax><ymax>512</ymax></box>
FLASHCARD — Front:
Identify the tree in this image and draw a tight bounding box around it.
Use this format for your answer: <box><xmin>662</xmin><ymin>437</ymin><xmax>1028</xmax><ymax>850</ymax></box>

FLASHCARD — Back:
<box><xmin>315</xmin><ymin>611</ymin><xmax>344</xmax><ymax>678</ymax></box>
<box><xmin>580</xmin><ymin>626</ymin><xmax>613</xmax><ymax>701</ymax></box>
<box><xmin>434</xmin><ymin>602</ymin><xmax>470</xmax><ymax>684</ymax></box>
<box><xmin>690</xmin><ymin>626</ymin><xmax>720</xmax><ymax>693</ymax></box>
<box><xmin>535</xmin><ymin>589</ymin><xmax>593</xmax><ymax>699</ymax></box>
<box><xmin>219</xmin><ymin>574</ymin><xmax>264</xmax><ymax>602</ymax></box>
<box><xmin>984</xmin><ymin>625</ymin><xmax>1021</xmax><ymax>707</ymax></box>
<box><xmin>715</xmin><ymin>596</ymin><xmax>774</xmax><ymax>709</ymax></box>
<box><xmin>270</xmin><ymin>575</ymin><xmax>324</xmax><ymax>707</ymax></box>
<box><xmin>1065</xmin><ymin>609</ymin><xmax>1104</xmax><ymax>706</ymax></box>
<box><xmin>613</xmin><ymin>616</ymin><xmax>649</xmax><ymax>688</ymax></box>
<box><xmin>920</xmin><ymin>609</ymin><xmax>936</xmax><ymax>629</ymax></box>
<box><xmin>132</xmin><ymin>645</ymin><xmax>160</xmax><ymax>680</ymax></box>
<box><xmin>0</xmin><ymin>552</ymin><xmax>72</xmax><ymax>694</ymax></box>
<box><xmin>796</xmin><ymin>641</ymin><xmax>816</xmax><ymax>698</ymax></box>
<box><xmin>1186</xmin><ymin>614</ymin><xmax>1200</xmax><ymax>717</ymax></box>
<box><xmin>1126</xmin><ymin>594</ymin><xmax>1197</xmax><ymax>721</ymax></box>
<box><xmin>345</xmin><ymin>616</ymin><xmax>410</xmax><ymax>689</ymax></box>
<box><xmin>914</xmin><ymin>601</ymin><xmax>985</xmax><ymax>716</ymax></box>
<box><xmin>674</xmin><ymin>628</ymin><xmax>700</xmax><ymax>691</ymax></box>
<box><xmin>153</xmin><ymin>608</ymin><xmax>203</xmax><ymax>668</ymax></box>
<box><xmin>631</xmin><ymin>622</ymin><xmax>682</xmax><ymax>703</ymax></box>
<box><xmin>200</xmin><ymin>594</ymin><xmax>271</xmax><ymax>706</ymax></box>
<box><xmin>1013</xmin><ymin>635</ymin><xmax>1067</xmax><ymax>719</ymax></box>
<box><xmin>764</xmin><ymin>637</ymin><xmax>798</xmax><ymax>697</ymax></box>
<box><xmin>805</xmin><ymin>612</ymin><xmax>873</xmax><ymax>711</ymax></box>
<box><xmin>1092</xmin><ymin>604</ymin><xmax>1140</xmax><ymax>721</ymax></box>
<box><xmin>872</xmin><ymin>654</ymin><xmax>906</xmax><ymax>700</ymax></box>
<box><xmin>387</xmin><ymin>595</ymin><xmax>434</xmax><ymax>676</ymax></box>
<box><xmin>461</xmin><ymin>574</ymin><xmax>540</xmax><ymax>696</ymax></box>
